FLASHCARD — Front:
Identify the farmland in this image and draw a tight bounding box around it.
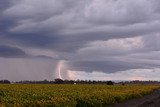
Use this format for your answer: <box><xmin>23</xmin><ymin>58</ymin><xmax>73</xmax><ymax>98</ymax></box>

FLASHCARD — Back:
<box><xmin>0</xmin><ymin>84</ymin><xmax>159</xmax><ymax>107</ymax></box>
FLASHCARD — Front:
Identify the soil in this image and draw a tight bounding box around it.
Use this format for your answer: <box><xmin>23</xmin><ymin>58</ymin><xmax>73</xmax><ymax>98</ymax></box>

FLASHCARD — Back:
<box><xmin>108</xmin><ymin>89</ymin><xmax>160</xmax><ymax>107</ymax></box>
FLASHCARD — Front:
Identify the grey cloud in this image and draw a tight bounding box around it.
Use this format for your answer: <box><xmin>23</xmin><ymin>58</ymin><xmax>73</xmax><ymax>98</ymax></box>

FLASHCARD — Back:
<box><xmin>0</xmin><ymin>58</ymin><xmax>59</xmax><ymax>81</ymax></box>
<box><xmin>4</xmin><ymin>33</ymin><xmax>86</xmax><ymax>53</ymax></box>
<box><xmin>0</xmin><ymin>0</ymin><xmax>160</xmax><ymax>80</ymax></box>
<box><xmin>1</xmin><ymin>1</ymin><xmax>160</xmax><ymax>43</ymax></box>
<box><xmin>0</xmin><ymin>0</ymin><xmax>15</xmax><ymax>34</ymax></box>
<box><xmin>1</xmin><ymin>0</ymin><xmax>160</xmax><ymax>53</ymax></box>
<box><xmin>0</xmin><ymin>0</ymin><xmax>12</xmax><ymax>12</ymax></box>
<box><xmin>142</xmin><ymin>34</ymin><xmax>160</xmax><ymax>51</ymax></box>
<box><xmin>66</xmin><ymin>60</ymin><xmax>156</xmax><ymax>73</ymax></box>
<box><xmin>3</xmin><ymin>0</ymin><xmax>82</xmax><ymax>22</ymax></box>
<box><xmin>126</xmin><ymin>52</ymin><xmax>160</xmax><ymax>61</ymax></box>
<box><xmin>83</xmin><ymin>0</ymin><xmax>153</xmax><ymax>25</ymax></box>
<box><xmin>0</xmin><ymin>45</ymin><xmax>27</xmax><ymax>58</ymax></box>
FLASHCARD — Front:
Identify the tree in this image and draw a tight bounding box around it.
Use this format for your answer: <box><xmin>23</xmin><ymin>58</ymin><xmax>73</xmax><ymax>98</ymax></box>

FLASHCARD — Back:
<box><xmin>54</xmin><ymin>78</ymin><xmax>64</xmax><ymax>84</ymax></box>
<box><xmin>107</xmin><ymin>81</ymin><xmax>114</xmax><ymax>85</ymax></box>
<box><xmin>0</xmin><ymin>80</ymin><xmax>10</xmax><ymax>84</ymax></box>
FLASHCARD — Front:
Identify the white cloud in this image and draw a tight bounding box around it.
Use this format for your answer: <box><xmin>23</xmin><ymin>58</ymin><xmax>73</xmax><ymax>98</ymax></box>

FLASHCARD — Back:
<box><xmin>76</xmin><ymin>36</ymin><xmax>144</xmax><ymax>61</ymax></box>
<box><xmin>69</xmin><ymin>68</ymin><xmax>160</xmax><ymax>81</ymax></box>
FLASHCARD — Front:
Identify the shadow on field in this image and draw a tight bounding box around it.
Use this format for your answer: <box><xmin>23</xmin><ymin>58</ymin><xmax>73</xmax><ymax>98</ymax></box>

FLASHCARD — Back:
<box><xmin>108</xmin><ymin>89</ymin><xmax>160</xmax><ymax>107</ymax></box>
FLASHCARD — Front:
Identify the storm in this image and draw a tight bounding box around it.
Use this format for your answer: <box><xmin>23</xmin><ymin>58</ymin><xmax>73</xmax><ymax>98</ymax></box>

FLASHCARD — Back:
<box><xmin>0</xmin><ymin>0</ymin><xmax>160</xmax><ymax>81</ymax></box>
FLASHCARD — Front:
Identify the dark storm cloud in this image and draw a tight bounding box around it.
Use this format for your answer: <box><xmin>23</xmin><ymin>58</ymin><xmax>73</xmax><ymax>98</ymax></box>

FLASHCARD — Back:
<box><xmin>1</xmin><ymin>0</ymin><xmax>160</xmax><ymax>77</ymax></box>
<box><xmin>0</xmin><ymin>45</ymin><xmax>27</xmax><ymax>58</ymax></box>
<box><xmin>0</xmin><ymin>0</ymin><xmax>15</xmax><ymax>34</ymax></box>
<box><xmin>67</xmin><ymin>61</ymin><xmax>146</xmax><ymax>73</ymax></box>
<box><xmin>1</xmin><ymin>0</ymin><xmax>159</xmax><ymax>52</ymax></box>
<box><xmin>4</xmin><ymin>33</ymin><xmax>86</xmax><ymax>52</ymax></box>
<box><xmin>0</xmin><ymin>0</ymin><xmax>12</xmax><ymax>11</ymax></box>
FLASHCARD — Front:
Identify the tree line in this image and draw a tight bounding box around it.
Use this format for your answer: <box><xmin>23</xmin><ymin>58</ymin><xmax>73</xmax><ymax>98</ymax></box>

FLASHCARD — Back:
<box><xmin>0</xmin><ymin>78</ymin><xmax>114</xmax><ymax>85</ymax></box>
<box><xmin>1</xmin><ymin>79</ymin><xmax>160</xmax><ymax>85</ymax></box>
<box><xmin>16</xmin><ymin>78</ymin><xmax>114</xmax><ymax>85</ymax></box>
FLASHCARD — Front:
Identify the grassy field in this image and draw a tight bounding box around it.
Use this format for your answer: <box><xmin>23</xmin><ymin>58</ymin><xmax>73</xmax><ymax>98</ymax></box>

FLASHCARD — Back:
<box><xmin>0</xmin><ymin>84</ymin><xmax>159</xmax><ymax>107</ymax></box>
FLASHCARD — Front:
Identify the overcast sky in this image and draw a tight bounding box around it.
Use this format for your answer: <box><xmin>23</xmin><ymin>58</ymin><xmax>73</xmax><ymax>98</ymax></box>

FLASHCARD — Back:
<box><xmin>0</xmin><ymin>0</ymin><xmax>160</xmax><ymax>81</ymax></box>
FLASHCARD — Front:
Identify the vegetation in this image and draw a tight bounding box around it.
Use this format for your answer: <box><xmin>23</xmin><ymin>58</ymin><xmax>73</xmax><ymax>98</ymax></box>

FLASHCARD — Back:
<box><xmin>0</xmin><ymin>84</ymin><xmax>159</xmax><ymax>107</ymax></box>
<box><xmin>0</xmin><ymin>80</ymin><xmax>10</xmax><ymax>84</ymax></box>
<box><xmin>15</xmin><ymin>79</ymin><xmax>115</xmax><ymax>84</ymax></box>
<box><xmin>13</xmin><ymin>79</ymin><xmax>160</xmax><ymax>85</ymax></box>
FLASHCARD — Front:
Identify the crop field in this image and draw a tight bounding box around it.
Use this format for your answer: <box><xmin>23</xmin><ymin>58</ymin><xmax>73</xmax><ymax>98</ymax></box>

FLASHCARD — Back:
<box><xmin>0</xmin><ymin>84</ymin><xmax>159</xmax><ymax>107</ymax></box>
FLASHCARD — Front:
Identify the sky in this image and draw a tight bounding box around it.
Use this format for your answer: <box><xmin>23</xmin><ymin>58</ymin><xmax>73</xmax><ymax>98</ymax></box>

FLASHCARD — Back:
<box><xmin>0</xmin><ymin>0</ymin><xmax>160</xmax><ymax>81</ymax></box>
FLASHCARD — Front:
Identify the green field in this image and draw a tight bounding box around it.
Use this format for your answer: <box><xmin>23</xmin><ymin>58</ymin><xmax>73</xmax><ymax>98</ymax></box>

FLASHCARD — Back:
<box><xmin>0</xmin><ymin>84</ymin><xmax>159</xmax><ymax>107</ymax></box>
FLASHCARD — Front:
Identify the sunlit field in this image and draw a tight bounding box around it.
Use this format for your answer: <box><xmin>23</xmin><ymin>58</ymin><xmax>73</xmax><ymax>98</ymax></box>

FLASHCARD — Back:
<box><xmin>0</xmin><ymin>84</ymin><xmax>159</xmax><ymax>107</ymax></box>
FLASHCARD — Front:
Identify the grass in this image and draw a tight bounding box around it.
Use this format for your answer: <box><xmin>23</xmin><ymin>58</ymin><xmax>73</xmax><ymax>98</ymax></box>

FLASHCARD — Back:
<box><xmin>0</xmin><ymin>84</ymin><xmax>159</xmax><ymax>107</ymax></box>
